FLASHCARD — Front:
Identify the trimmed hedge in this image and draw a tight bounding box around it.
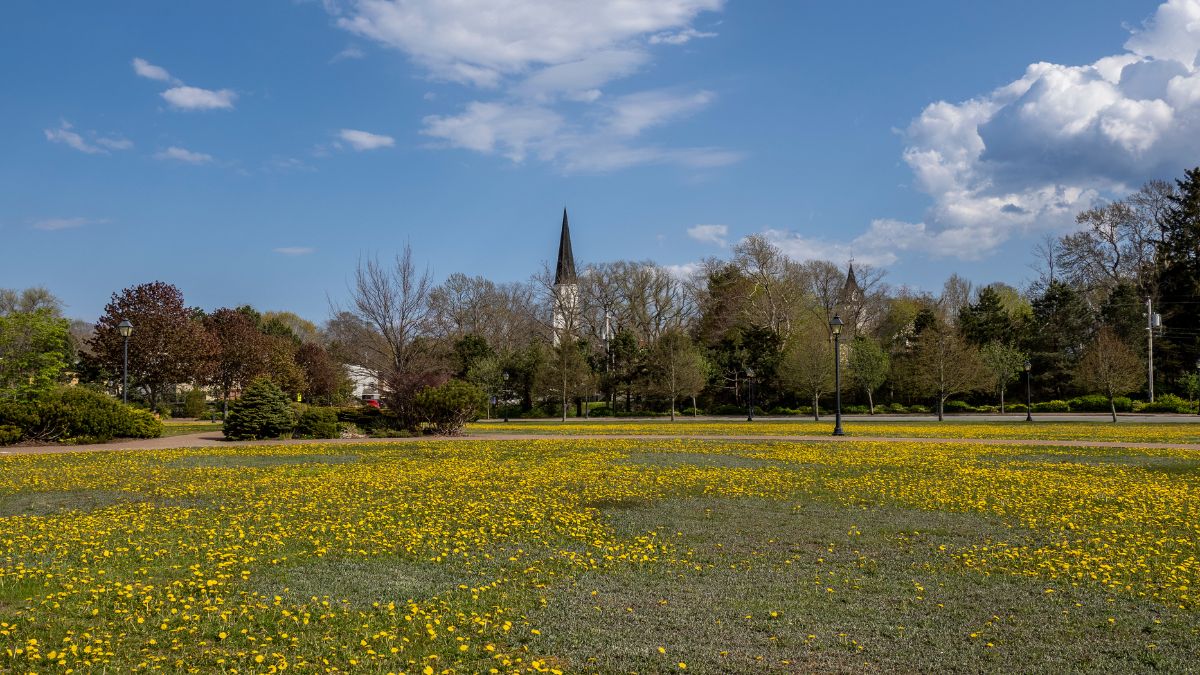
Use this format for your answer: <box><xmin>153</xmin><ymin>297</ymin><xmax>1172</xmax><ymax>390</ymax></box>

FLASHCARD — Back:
<box><xmin>1137</xmin><ymin>393</ymin><xmax>1194</xmax><ymax>414</ymax></box>
<box><xmin>1033</xmin><ymin>400</ymin><xmax>1070</xmax><ymax>413</ymax></box>
<box><xmin>0</xmin><ymin>387</ymin><xmax>162</xmax><ymax>445</ymax></box>
<box><xmin>1068</xmin><ymin>395</ymin><xmax>1133</xmax><ymax>413</ymax></box>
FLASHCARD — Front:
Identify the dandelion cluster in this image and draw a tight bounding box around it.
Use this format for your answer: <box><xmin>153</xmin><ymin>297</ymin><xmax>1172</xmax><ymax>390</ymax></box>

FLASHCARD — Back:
<box><xmin>1</xmin><ymin>434</ymin><xmax>1198</xmax><ymax>671</ymax></box>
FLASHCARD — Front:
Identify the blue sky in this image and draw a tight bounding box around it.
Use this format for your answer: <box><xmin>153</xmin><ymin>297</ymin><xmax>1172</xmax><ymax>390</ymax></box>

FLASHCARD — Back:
<box><xmin>4</xmin><ymin>0</ymin><xmax>1198</xmax><ymax>322</ymax></box>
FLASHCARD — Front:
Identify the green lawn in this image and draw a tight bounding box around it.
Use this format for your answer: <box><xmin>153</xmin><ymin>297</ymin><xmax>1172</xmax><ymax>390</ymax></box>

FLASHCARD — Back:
<box><xmin>158</xmin><ymin>420</ymin><xmax>223</xmax><ymax>437</ymax></box>
<box><xmin>1</xmin><ymin>437</ymin><xmax>1198</xmax><ymax>672</ymax></box>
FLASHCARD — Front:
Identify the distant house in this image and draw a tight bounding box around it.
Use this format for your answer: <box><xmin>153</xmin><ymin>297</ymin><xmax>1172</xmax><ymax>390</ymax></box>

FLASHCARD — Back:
<box><xmin>346</xmin><ymin>365</ymin><xmax>380</xmax><ymax>403</ymax></box>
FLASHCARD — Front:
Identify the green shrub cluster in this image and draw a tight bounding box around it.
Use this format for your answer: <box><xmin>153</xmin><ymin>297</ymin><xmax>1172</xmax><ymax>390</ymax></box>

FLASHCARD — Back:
<box><xmin>224</xmin><ymin>378</ymin><xmax>296</xmax><ymax>441</ymax></box>
<box><xmin>413</xmin><ymin>380</ymin><xmax>485</xmax><ymax>435</ymax></box>
<box><xmin>1068</xmin><ymin>395</ymin><xmax>1133</xmax><ymax>413</ymax></box>
<box><xmin>0</xmin><ymin>387</ymin><xmax>162</xmax><ymax>445</ymax></box>
<box><xmin>1032</xmin><ymin>400</ymin><xmax>1071</xmax><ymax>413</ymax></box>
<box><xmin>1137</xmin><ymin>393</ymin><xmax>1194</xmax><ymax>413</ymax></box>
<box><xmin>295</xmin><ymin>407</ymin><xmax>338</xmax><ymax>439</ymax></box>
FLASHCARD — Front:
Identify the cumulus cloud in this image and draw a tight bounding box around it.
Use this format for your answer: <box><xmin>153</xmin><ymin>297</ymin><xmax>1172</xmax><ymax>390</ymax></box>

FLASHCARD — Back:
<box><xmin>32</xmin><ymin>216</ymin><xmax>109</xmax><ymax>231</ymax></box>
<box><xmin>131</xmin><ymin>57</ymin><xmax>177</xmax><ymax>83</ymax></box>
<box><xmin>273</xmin><ymin>246</ymin><xmax>316</xmax><ymax>255</ymax></box>
<box><xmin>331</xmin><ymin>0</ymin><xmax>722</xmax><ymax>86</ymax></box>
<box><xmin>44</xmin><ymin>120</ymin><xmax>132</xmax><ymax>154</ymax></box>
<box><xmin>422</xmin><ymin>89</ymin><xmax>739</xmax><ymax>171</ymax></box>
<box><xmin>648</xmin><ymin>28</ymin><xmax>717</xmax><ymax>45</ymax></box>
<box><xmin>337</xmin><ymin>128</ymin><xmax>396</xmax><ymax>150</ymax></box>
<box><xmin>892</xmin><ymin>0</ymin><xmax>1200</xmax><ymax>260</ymax></box>
<box><xmin>687</xmin><ymin>224</ymin><xmax>728</xmax><ymax>246</ymax></box>
<box><xmin>327</xmin><ymin>0</ymin><xmax>734</xmax><ymax>171</ymax></box>
<box><xmin>161</xmin><ymin>86</ymin><xmax>237</xmax><ymax>111</ymax></box>
<box><xmin>154</xmin><ymin>146</ymin><xmax>214</xmax><ymax>164</ymax></box>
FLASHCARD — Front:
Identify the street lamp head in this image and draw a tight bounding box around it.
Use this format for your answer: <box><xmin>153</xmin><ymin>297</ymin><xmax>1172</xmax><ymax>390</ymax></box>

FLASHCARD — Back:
<box><xmin>829</xmin><ymin>314</ymin><xmax>844</xmax><ymax>336</ymax></box>
<box><xmin>1024</xmin><ymin>360</ymin><xmax>1032</xmax><ymax>372</ymax></box>
<box><xmin>746</xmin><ymin>367</ymin><xmax>755</xmax><ymax>379</ymax></box>
<box><xmin>117</xmin><ymin>319</ymin><xmax>134</xmax><ymax>338</ymax></box>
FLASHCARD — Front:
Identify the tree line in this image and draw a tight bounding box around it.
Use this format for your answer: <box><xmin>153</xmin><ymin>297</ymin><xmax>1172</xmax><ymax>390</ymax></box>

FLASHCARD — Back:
<box><xmin>3</xmin><ymin>166</ymin><xmax>1199</xmax><ymax>421</ymax></box>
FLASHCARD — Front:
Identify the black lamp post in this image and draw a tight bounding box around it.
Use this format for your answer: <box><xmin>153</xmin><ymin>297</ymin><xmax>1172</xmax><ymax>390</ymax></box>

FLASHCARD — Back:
<box><xmin>502</xmin><ymin>372</ymin><xmax>510</xmax><ymax>423</ymax></box>
<box><xmin>117</xmin><ymin>319</ymin><xmax>134</xmax><ymax>404</ymax></box>
<box><xmin>830</xmin><ymin>314</ymin><xmax>845</xmax><ymax>436</ymax></box>
<box><xmin>1023</xmin><ymin>360</ymin><xmax>1033</xmax><ymax>422</ymax></box>
<box><xmin>746</xmin><ymin>368</ymin><xmax>755</xmax><ymax>422</ymax></box>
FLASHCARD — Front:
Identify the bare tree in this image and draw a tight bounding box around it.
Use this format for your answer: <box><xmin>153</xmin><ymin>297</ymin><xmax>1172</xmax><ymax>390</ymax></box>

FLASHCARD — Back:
<box><xmin>1076</xmin><ymin>327</ymin><xmax>1144</xmax><ymax>422</ymax></box>
<box><xmin>344</xmin><ymin>244</ymin><xmax>444</xmax><ymax>418</ymax></box>
<box><xmin>939</xmin><ymin>273</ymin><xmax>973</xmax><ymax>325</ymax></box>
<box><xmin>911</xmin><ymin>323</ymin><xmax>985</xmax><ymax>421</ymax></box>
<box><xmin>646</xmin><ymin>329</ymin><xmax>708</xmax><ymax>420</ymax></box>
<box><xmin>780</xmin><ymin>323</ymin><xmax>835</xmax><ymax>420</ymax></box>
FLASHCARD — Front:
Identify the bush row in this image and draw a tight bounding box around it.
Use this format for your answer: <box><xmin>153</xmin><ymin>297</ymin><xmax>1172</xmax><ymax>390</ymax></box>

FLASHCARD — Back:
<box><xmin>0</xmin><ymin>388</ymin><xmax>163</xmax><ymax>445</ymax></box>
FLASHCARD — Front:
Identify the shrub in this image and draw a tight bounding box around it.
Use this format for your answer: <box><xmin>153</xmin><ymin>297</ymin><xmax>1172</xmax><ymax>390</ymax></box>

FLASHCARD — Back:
<box><xmin>224</xmin><ymin>378</ymin><xmax>295</xmax><ymax>440</ymax></box>
<box><xmin>710</xmin><ymin>404</ymin><xmax>746</xmax><ymax>416</ymax></box>
<box><xmin>1069</xmin><ymin>395</ymin><xmax>1133</xmax><ymax>413</ymax></box>
<box><xmin>886</xmin><ymin>403</ymin><xmax>907</xmax><ymax>413</ymax></box>
<box><xmin>1140</xmin><ymin>393</ymin><xmax>1194</xmax><ymax>413</ymax></box>
<box><xmin>295</xmin><ymin>407</ymin><xmax>338</xmax><ymax>439</ymax></box>
<box><xmin>414</xmin><ymin>380</ymin><xmax>485</xmax><ymax>435</ymax></box>
<box><xmin>0</xmin><ymin>425</ymin><xmax>22</xmax><ymax>445</ymax></box>
<box><xmin>1009</xmin><ymin>403</ymin><xmax>1028</xmax><ymax>413</ymax></box>
<box><xmin>679</xmin><ymin>407</ymin><xmax>702</xmax><ymax>416</ymax></box>
<box><xmin>942</xmin><ymin>400</ymin><xmax>974</xmax><ymax>413</ymax></box>
<box><xmin>843</xmin><ymin>404</ymin><xmax>869</xmax><ymax>414</ymax></box>
<box><xmin>909</xmin><ymin>404</ymin><xmax>930</xmax><ymax>413</ymax></box>
<box><xmin>1033</xmin><ymin>400</ymin><xmax>1070</xmax><ymax>413</ymax></box>
<box><xmin>0</xmin><ymin>387</ymin><xmax>163</xmax><ymax>444</ymax></box>
<box><xmin>182</xmin><ymin>389</ymin><xmax>208</xmax><ymax>418</ymax></box>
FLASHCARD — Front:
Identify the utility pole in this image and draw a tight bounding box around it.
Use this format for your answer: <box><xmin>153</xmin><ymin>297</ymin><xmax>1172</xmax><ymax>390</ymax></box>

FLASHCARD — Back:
<box><xmin>1147</xmin><ymin>296</ymin><xmax>1155</xmax><ymax>403</ymax></box>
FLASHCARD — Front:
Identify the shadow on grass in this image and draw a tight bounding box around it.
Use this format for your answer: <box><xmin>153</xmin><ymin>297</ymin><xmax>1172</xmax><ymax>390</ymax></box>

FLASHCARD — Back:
<box><xmin>524</xmin><ymin>497</ymin><xmax>1200</xmax><ymax>674</ymax></box>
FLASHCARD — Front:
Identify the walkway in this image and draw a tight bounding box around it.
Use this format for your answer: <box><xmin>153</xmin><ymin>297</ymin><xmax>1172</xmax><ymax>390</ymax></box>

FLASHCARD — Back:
<box><xmin>5</xmin><ymin>429</ymin><xmax>1200</xmax><ymax>456</ymax></box>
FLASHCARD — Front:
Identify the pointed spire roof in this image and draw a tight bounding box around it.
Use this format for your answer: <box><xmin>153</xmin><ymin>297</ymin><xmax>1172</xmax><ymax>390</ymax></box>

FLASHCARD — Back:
<box><xmin>555</xmin><ymin>208</ymin><xmax>577</xmax><ymax>285</ymax></box>
<box><xmin>844</xmin><ymin>262</ymin><xmax>859</xmax><ymax>291</ymax></box>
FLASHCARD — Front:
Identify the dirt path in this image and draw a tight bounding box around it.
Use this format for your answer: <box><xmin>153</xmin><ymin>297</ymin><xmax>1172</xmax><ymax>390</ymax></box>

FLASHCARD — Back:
<box><xmin>5</xmin><ymin>430</ymin><xmax>1200</xmax><ymax>457</ymax></box>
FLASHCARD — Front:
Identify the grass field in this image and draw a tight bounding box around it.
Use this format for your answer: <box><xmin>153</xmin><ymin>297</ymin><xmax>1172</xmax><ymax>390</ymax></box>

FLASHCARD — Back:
<box><xmin>470</xmin><ymin>419</ymin><xmax>1200</xmax><ymax>444</ymax></box>
<box><xmin>159</xmin><ymin>420</ymin><xmax>224</xmax><ymax>438</ymax></box>
<box><xmin>2</xmin><ymin>434</ymin><xmax>1199</xmax><ymax>672</ymax></box>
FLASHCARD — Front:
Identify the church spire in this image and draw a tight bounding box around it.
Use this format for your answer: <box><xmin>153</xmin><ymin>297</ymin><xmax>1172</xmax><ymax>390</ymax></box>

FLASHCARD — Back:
<box><xmin>555</xmin><ymin>208</ymin><xmax>577</xmax><ymax>286</ymax></box>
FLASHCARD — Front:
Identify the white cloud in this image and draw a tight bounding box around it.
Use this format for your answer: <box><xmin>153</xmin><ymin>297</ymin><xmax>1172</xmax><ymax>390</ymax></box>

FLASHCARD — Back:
<box><xmin>423</xmin><ymin>102</ymin><xmax>563</xmax><ymax>162</ymax></box>
<box><xmin>331</xmin><ymin>45</ymin><xmax>366</xmax><ymax>62</ymax></box>
<box><xmin>648</xmin><ymin>27</ymin><xmax>717</xmax><ymax>45</ymax></box>
<box><xmin>131</xmin><ymin>57</ymin><xmax>176</xmax><ymax>83</ymax></box>
<box><xmin>161</xmin><ymin>85</ymin><xmax>237</xmax><ymax>110</ymax></box>
<box><xmin>686</xmin><ymin>223</ymin><xmax>728</xmax><ymax>246</ymax></box>
<box><xmin>331</xmin><ymin>0</ymin><xmax>722</xmax><ymax>86</ymax></box>
<box><xmin>886</xmin><ymin>0</ymin><xmax>1200</xmax><ymax>261</ymax></box>
<box><xmin>43</xmin><ymin>120</ymin><xmax>132</xmax><ymax>154</ymax></box>
<box><xmin>421</xmin><ymin>89</ymin><xmax>738</xmax><ymax>171</ymax></box>
<box><xmin>154</xmin><ymin>146</ymin><xmax>214</xmax><ymax>164</ymax></box>
<box><xmin>273</xmin><ymin>246</ymin><xmax>316</xmax><ymax>255</ymax></box>
<box><xmin>327</xmin><ymin>0</ymin><xmax>734</xmax><ymax>171</ymax></box>
<box><xmin>32</xmin><ymin>216</ymin><xmax>109</xmax><ymax>231</ymax></box>
<box><xmin>338</xmin><ymin>128</ymin><xmax>396</xmax><ymax>150</ymax></box>
<box><xmin>663</xmin><ymin>262</ymin><xmax>702</xmax><ymax>279</ymax></box>
<box><xmin>606</xmin><ymin>89</ymin><xmax>714</xmax><ymax>136</ymax></box>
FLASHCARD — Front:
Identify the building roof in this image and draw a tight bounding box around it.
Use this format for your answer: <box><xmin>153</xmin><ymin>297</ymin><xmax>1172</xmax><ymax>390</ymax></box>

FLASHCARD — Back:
<box><xmin>555</xmin><ymin>208</ymin><xmax>577</xmax><ymax>285</ymax></box>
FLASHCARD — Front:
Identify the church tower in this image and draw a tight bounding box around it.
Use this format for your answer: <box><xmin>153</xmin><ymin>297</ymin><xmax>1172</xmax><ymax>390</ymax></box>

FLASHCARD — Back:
<box><xmin>552</xmin><ymin>208</ymin><xmax>579</xmax><ymax>345</ymax></box>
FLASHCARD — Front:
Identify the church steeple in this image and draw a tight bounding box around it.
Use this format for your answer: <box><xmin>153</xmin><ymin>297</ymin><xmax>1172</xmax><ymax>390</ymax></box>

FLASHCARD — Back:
<box><xmin>554</xmin><ymin>208</ymin><xmax>577</xmax><ymax>286</ymax></box>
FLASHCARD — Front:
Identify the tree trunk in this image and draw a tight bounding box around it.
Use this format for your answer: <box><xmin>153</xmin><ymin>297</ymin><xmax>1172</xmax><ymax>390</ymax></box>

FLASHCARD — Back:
<box><xmin>937</xmin><ymin>397</ymin><xmax>944</xmax><ymax>422</ymax></box>
<box><xmin>670</xmin><ymin>397</ymin><xmax>676</xmax><ymax>421</ymax></box>
<box><xmin>999</xmin><ymin>387</ymin><xmax>1005</xmax><ymax>414</ymax></box>
<box><xmin>867</xmin><ymin>390</ymin><xmax>874</xmax><ymax>415</ymax></box>
<box><xmin>1109</xmin><ymin>395</ymin><xmax>1117</xmax><ymax>423</ymax></box>
<box><xmin>692</xmin><ymin>395</ymin><xmax>697</xmax><ymax>417</ymax></box>
<box><xmin>812</xmin><ymin>393</ymin><xmax>820</xmax><ymax>421</ymax></box>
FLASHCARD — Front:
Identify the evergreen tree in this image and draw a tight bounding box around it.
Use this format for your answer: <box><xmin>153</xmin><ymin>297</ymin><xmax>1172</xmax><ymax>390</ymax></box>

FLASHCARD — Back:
<box><xmin>1155</xmin><ymin>167</ymin><xmax>1200</xmax><ymax>387</ymax></box>
<box><xmin>1027</xmin><ymin>281</ymin><xmax>1095</xmax><ymax>399</ymax></box>
<box><xmin>959</xmin><ymin>286</ymin><xmax>1014</xmax><ymax>346</ymax></box>
<box><xmin>223</xmin><ymin>378</ymin><xmax>295</xmax><ymax>440</ymax></box>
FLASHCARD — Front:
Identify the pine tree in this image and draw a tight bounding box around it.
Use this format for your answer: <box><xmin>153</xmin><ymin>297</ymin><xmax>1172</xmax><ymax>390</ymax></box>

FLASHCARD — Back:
<box><xmin>1155</xmin><ymin>167</ymin><xmax>1200</xmax><ymax>386</ymax></box>
<box><xmin>224</xmin><ymin>378</ymin><xmax>295</xmax><ymax>440</ymax></box>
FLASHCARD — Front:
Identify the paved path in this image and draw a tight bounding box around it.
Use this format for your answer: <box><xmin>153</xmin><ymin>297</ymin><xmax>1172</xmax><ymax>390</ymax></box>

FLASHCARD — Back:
<box><xmin>5</xmin><ymin>429</ymin><xmax>1200</xmax><ymax>456</ymax></box>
